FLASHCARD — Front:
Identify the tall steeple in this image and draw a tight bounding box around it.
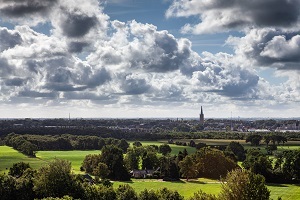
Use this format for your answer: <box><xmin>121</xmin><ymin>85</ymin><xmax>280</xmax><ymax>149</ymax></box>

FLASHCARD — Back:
<box><xmin>200</xmin><ymin>106</ymin><xmax>204</xmax><ymax>125</ymax></box>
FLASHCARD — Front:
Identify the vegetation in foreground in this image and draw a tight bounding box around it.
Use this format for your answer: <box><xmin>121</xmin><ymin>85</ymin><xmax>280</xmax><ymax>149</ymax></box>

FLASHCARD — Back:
<box><xmin>0</xmin><ymin>159</ymin><xmax>270</xmax><ymax>200</ymax></box>
<box><xmin>1</xmin><ymin>131</ymin><xmax>300</xmax><ymax>199</ymax></box>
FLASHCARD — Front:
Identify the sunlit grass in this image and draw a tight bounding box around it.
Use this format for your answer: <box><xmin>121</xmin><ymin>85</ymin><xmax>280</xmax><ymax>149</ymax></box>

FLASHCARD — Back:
<box><xmin>113</xmin><ymin>179</ymin><xmax>221</xmax><ymax>197</ymax></box>
<box><xmin>129</xmin><ymin>141</ymin><xmax>197</xmax><ymax>155</ymax></box>
<box><xmin>0</xmin><ymin>146</ymin><xmax>46</xmax><ymax>173</ymax></box>
<box><xmin>36</xmin><ymin>150</ymin><xmax>101</xmax><ymax>173</ymax></box>
<box><xmin>114</xmin><ymin>179</ymin><xmax>300</xmax><ymax>199</ymax></box>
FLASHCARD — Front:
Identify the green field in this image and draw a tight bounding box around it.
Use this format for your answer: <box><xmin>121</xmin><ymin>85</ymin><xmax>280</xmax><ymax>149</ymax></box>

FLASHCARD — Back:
<box><xmin>114</xmin><ymin>179</ymin><xmax>300</xmax><ymax>199</ymax></box>
<box><xmin>0</xmin><ymin>146</ymin><xmax>46</xmax><ymax>173</ymax></box>
<box><xmin>114</xmin><ymin>179</ymin><xmax>221</xmax><ymax>197</ymax></box>
<box><xmin>0</xmin><ymin>146</ymin><xmax>100</xmax><ymax>173</ymax></box>
<box><xmin>134</xmin><ymin>141</ymin><xmax>196</xmax><ymax>155</ymax></box>
<box><xmin>36</xmin><ymin>150</ymin><xmax>101</xmax><ymax>173</ymax></box>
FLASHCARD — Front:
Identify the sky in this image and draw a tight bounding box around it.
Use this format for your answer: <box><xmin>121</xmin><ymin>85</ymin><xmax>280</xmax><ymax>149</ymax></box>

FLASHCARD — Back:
<box><xmin>0</xmin><ymin>0</ymin><xmax>300</xmax><ymax>119</ymax></box>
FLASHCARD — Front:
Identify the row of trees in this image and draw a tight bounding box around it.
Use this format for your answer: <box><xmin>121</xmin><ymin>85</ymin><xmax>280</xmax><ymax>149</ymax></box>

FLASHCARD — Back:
<box><xmin>0</xmin><ymin>159</ymin><xmax>270</xmax><ymax>200</ymax></box>
<box><xmin>246</xmin><ymin>134</ymin><xmax>287</xmax><ymax>146</ymax></box>
<box><xmin>5</xmin><ymin>133</ymin><xmax>132</xmax><ymax>156</ymax></box>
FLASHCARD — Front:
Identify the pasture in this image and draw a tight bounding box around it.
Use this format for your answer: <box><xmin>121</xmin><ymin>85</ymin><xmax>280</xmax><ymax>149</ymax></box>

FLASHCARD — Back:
<box><xmin>114</xmin><ymin>179</ymin><xmax>300</xmax><ymax>200</ymax></box>
<box><xmin>134</xmin><ymin>141</ymin><xmax>197</xmax><ymax>155</ymax></box>
<box><xmin>36</xmin><ymin>150</ymin><xmax>101</xmax><ymax>173</ymax></box>
<box><xmin>0</xmin><ymin>146</ymin><xmax>45</xmax><ymax>173</ymax></box>
<box><xmin>114</xmin><ymin>178</ymin><xmax>221</xmax><ymax>197</ymax></box>
<box><xmin>0</xmin><ymin>146</ymin><xmax>100</xmax><ymax>173</ymax></box>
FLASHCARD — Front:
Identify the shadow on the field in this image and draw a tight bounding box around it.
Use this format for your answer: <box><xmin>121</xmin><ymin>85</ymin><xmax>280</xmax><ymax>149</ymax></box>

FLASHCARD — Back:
<box><xmin>267</xmin><ymin>183</ymin><xmax>288</xmax><ymax>187</ymax></box>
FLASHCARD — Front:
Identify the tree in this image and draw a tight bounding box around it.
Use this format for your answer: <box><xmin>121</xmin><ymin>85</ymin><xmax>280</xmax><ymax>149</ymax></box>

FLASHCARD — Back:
<box><xmin>157</xmin><ymin>188</ymin><xmax>184</xmax><ymax>200</ymax></box>
<box><xmin>132</xmin><ymin>141</ymin><xmax>142</xmax><ymax>147</ymax></box>
<box><xmin>225</xmin><ymin>141</ymin><xmax>245</xmax><ymax>161</ymax></box>
<box><xmin>142</xmin><ymin>151</ymin><xmax>159</xmax><ymax>170</ymax></box>
<box><xmin>139</xmin><ymin>189</ymin><xmax>159</xmax><ymax>200</ymax></box>
<box><xmin>159</xmin><ymin>155</ymin><xmax>180</xmax><ymax>180</ymax></box>
<box><xmin>100</xmin><ymin>145</ymin><xmax>130</xmax><ymax>181</ymax></box>
<box><xmin>189</xmin><ymin>140</ymin><xmax>196</xmax><ymax>147</ymax></box>
<box><xmin>189</xmin><ymin>190</ymin><xmax>218</xmax><ymax>200</ymax></box>
<box><xmin>219</xmin><ymin>169</ymin><xmax>270</xmax><ymax>200</ymax></box>
<box><xmin>15</xmin><ymin>168</ymin><xmax>36</xmax><ymax>200</ymax></box>
<box><xmin>280</xmin><ymin>150</ymin><xmax>300</xmax><ymax>181</ymax></box>
<box><xmin>194</xmin><ymin>148</ymin><xmax>239</xmax><ymax>179</ymax></box>
<box><xmin>264</xmin><ymin>135</ymin><xmax>271</xmax><ymax>147</ymax></box>
<box><xmin>9</xmin><ymin>162</ymin><xmax>31</xmax><ymax>178</ymax></box>
<box><xmin>83</xmin><ymin>184</ymin><xmax>116</xmax><ymax>200</ymax></box>
<box><xmin>159</xmin><ymin>144</ymin><xmax>172</xmax><ymax>156</ymax></box>
<box><xmin>116</xmin><ymin>184</ymin><xmax>138</xmax><ymax>200</ymax></box>
<box><xmin>242</xmin><ymin>149</ymin><xmax>273</xmax><ymax>180</ymax></box>
<box><xmin>246</xmin><ymin>135</ymin><xmax>262</xmax><ymax>146</ymax></box>
<box><xmin>93</xmin><ymin>162</ymin><xmax>110</xmax><ymax>179</ymax></box>
<box><xmin>118</xmin><ymin>139</ymin><xmax>129</xmax><ymax>153</ymax></box>
<box><xmin>33</xmin><ymin>159</ymin><xmax>83</xmax><ymax>199</ymax></box>
<box><xmin>124</xmin><ymin>147</ymin><xmax>140</xmax><ymax>170</ymax></box>
<box><xmin>179</xmin><ymin>155</ymin><xmax>197</xmax><ymax>181</ymax></box>
<box><xmin>82</xmin><ymin>154</ymin><xmax>102</xmax><ymax>174</ymax></box>
<box><xmin>195</xmin><ymin>143</ymin><xmax>206</xmax><ymax>150</ymax></box>
<box><xmin>0</xmin><ymin>174</ymin><xmax>17</xmax><ymax>200</ymax></box>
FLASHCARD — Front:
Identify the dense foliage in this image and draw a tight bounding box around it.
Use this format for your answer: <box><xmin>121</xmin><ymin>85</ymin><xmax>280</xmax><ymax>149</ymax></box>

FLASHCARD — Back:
<box><xmin>5</xmin><ymin>133</ymin><xmax>130</xmax><ymax>156</ymax></box>
<box><xmin>0</xmin><ymin>160</ymin><xmax>273</xmax><ymax>200</ymax></box>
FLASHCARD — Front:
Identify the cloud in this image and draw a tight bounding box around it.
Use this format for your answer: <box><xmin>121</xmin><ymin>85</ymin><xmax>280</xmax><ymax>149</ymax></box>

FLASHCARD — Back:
<box><xmin>190</xmin><ymin>52</ymin><xmax>261</xmax><ymax>100</ymax></box>
<box><xmin>68</xmin><ymin>41</ymin><xmax>89</xmax><ymax>53</ymax></box>
<box><xmin>0</xmin><ymin>27</ymin><xmax>22</xmax><ymax>51</ymax></box>
<box><xmin>0</xmin><ymin>0</ymin><xmax>297</xmax><ymax>115</ymax></box>
<box><xmin>120</xmin><ymin>73</ymin><xmax>151</xmax><ymax>95</ymax></box>
<box><xmin>166</xmin><ymin>0</ymin><xmax>300</xmax><ymax>34</ymax></box>
<box><xmin>18</xmin><ymin>90</ymin><xmax>57</xmax><ymax>98</ymax></box>
<box><xmin>88</xmin><ymin>20</ymin><xmax>192</xmax><ymax>73</ymax></box>
<box><xmin>0</xmin><ymin>0</ymin><xmax>57</xmax><ymax>17</ymax></box>
<box><xmin>227</xmin><ymin>28</ymin><xmax>300</xmax><ymax>70</ymax></box>
<box><xmin>0</xmin><ymin>0</ymin><xmax>57</xmax><ymax>25</ymax></box>
<box><xmin>59</xmin><ymin>13</ymin><xmax>98</xmax><ymax>38</ymax></box>
<box><xmin>5</xmin><ymin>77</ymin><xmax>27</xmax><ymax>86</ymax></box>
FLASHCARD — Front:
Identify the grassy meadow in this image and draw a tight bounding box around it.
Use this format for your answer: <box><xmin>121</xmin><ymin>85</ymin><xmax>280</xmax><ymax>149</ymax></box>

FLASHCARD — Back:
<box><xmin>113</xmin><ymin>179</ymin><xmax>300</xmax><ymax>200</ymax></box>
<box><xmin>0</xmin><ymin>146</ymin><xmax>46</xmax><ymax>173</ymax></box>
<box><xmin>113</xmin><ymin>178</ymin><xmax>222</xmax><ymax>197</ymax></box>
<box><xmin>132</xmin><ymin>141</ymin><xmax>197</xmax><ymax>155</ymax></box>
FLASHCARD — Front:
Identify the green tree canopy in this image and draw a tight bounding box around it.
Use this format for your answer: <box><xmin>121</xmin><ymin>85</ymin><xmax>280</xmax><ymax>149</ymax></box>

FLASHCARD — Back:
<box><xmin>100</xmin><ymin>145</ymin><xmax>130</xmax><ymax>181</ymax></box>
<box><xmin>179</xmin><ymin>155</ymin><xmax>197</xmax><ymax>181</ymax></box>
<box><xmin>33</xmin><ymin>159</ymin><xmax>83</xmax><ymax>199</ymax></box>
<box><xmin>159</xmin><ymin>144</ymin><xmax>172</xmax><ymax>156</ymax></box>
<box><xmin>8</xmin><ymin>162</ymin><xmax>31</xmax><ymax>178</ymax></box>
<box><xmin>242</xmin><ymin>148</ymin><xmax>273</xmax><ymax>180</ymax></box>
<box><xmin>219</xmin><ymin>169</ymin><xmax>270</xmax><ymax>200</ymax></box>
<box><xmin>225</xmin><ymin>141</ymin><xmax>245</xmax><ymax>161</ymax></box>
<box><xmin>194</xmin><ymin>148</ymin><xmax>239</xmax><ymax>179</ymax></box>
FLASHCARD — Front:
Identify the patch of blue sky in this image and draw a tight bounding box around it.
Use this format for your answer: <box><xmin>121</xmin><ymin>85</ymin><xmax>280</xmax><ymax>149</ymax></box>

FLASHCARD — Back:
<box><xmin>258</xmin><ymin>68</ymin><xmax>288</xmax><ymax>85</ymax></box>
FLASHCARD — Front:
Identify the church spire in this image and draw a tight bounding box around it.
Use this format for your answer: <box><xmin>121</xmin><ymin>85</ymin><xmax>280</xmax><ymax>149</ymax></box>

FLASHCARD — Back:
<box><xmin>200</xmin><ymin>106</ymin><xmax>204</xmax><ymax>124</ymax></box>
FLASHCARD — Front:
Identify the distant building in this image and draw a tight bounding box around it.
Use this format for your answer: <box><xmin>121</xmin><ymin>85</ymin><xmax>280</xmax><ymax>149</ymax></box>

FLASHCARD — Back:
<box><xmin>200</xmin><ymin>106</ymin><xmax>204</xmax><ymax>125</ymax></box>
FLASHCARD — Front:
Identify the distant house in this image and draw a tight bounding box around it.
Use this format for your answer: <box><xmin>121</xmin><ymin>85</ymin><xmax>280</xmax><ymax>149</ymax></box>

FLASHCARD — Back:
<box><xmin>82</xmin><ymin>173</ymin><xmax>94</xmax><ymax>184</ymax></box>
<box><xmin>130</xmin><ymin>169</ymin><xmax>156</xmax><ymax>178</ymax></box>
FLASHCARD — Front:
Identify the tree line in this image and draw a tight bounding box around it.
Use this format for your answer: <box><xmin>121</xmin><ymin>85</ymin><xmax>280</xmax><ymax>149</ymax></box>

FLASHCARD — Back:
<box><xmin>0</xmin><ymin>159</ymin><xmax>270</xmax><ymax>200</ymax></box>
<box><xmin>4</xmin><ymin>133</ymin><xmax>131</xmax><ymax>156</ymax></box>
